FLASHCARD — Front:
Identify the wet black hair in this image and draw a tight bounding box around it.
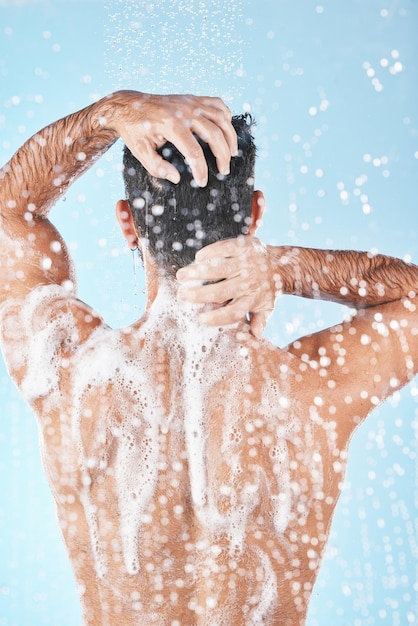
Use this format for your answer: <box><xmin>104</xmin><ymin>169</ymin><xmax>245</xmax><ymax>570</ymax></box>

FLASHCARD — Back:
<box><xmin>122</xmin><ymin>114</ymin><xmax>256</xmax><ymax>278</ymax></box>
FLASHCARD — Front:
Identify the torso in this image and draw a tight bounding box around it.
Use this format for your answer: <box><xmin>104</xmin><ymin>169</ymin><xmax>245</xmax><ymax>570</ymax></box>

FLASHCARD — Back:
<box><xmin>1</xmin><ymin>288</ymin><xmax>347</xmax><ymax>625</ymax></box>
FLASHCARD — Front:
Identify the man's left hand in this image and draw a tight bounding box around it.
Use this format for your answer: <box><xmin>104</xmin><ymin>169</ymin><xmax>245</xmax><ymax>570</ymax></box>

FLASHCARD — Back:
<box><xmin>177</xmin><ymin>237</ymin><xmax>280</xmax><ymax>338</ymax></box>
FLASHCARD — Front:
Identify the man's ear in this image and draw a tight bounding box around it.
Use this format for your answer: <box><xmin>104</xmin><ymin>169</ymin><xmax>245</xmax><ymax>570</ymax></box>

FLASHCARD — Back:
<box><xmin>115</xmin><ymin>199</ymin><xmax>139</xmax><ymax>249</ymax></box>
<box><xmin>248</xmin><ymin>190</ymin><xmax>265</xmax><ymax>236</ymax></box>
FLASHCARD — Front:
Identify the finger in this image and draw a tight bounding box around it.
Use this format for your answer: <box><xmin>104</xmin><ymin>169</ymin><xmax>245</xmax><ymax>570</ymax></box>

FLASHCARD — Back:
<box><xmin>198</xmin><ymin>96</ymin><xmax>232</xmax><ymax>118</ymax></box>
<box><xmin>199</xmin><ymin>296</ymin><xmax>250</xmax><ymax>326</ymax></box>
<box><xmin>190</xmin><ymin>117</ymin><xmax>233</xmax><ymax>176</ymax></box>
<box><xmin>249</xmin><ymin>311</ymin><xmax>270</xmax><ymax>339</ymax></box>
<box><xmin>164</xmin><ymin>129</ymin><xmax>208</xmax><ymax>187</ymax></box>
<box><xmin>178</xmin><ymin>276</ymin><xmax>244</xmax><ymax>305</ymax></box>
<box><xmin>194</xmin><ymin>237</ymin><xmax>248</xmax><ymax>262</ymax></box>
<box><xmin>195</xmin><ymin>97</ymin><xmax>238</xmax><ymax>155</ymax></box>
<box><xmin>129</xmin><ymin>140</ymin><xmax>181</xmax><ymax>183</ymax></box>
<box><xmin>177</xmin><ymin>256</ymin><xmax>243</xmax><ymax>282</ymax></box>
<box><xmin>150</xmin><ymin>156</ymin><xmax>181</xmax><ymax>184</ymax></box>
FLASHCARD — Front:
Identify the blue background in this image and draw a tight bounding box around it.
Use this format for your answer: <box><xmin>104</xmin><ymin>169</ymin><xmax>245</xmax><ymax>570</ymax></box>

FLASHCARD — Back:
<box><xmin>0</xmin><ymin>0</ymin><xmax>417</xmax><ymax>623</ymax></box>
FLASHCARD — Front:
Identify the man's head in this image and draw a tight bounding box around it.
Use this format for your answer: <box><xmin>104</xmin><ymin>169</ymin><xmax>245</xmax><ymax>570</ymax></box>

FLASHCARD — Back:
<box><xmin>118</xmin><ymin>114</ymin><xmax>259</xmax><ymax>278</ymax></box>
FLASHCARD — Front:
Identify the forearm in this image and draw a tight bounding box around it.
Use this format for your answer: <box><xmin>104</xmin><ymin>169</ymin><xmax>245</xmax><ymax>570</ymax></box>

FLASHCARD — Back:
<box><xmin>270</xmin><ymin>245</ymin><xmax>418</xmax><ymax>307</ymax></box>
<box><xmin>0</xmin><ymin>93</ymin><xmax>125</xmax><ymax>219</ymax></box>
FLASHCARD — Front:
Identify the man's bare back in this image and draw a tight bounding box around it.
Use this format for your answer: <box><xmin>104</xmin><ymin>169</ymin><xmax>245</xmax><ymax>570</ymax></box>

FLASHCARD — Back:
<box><xmin>0</xmin><ymin>282</ymin><xmax>345</xmax><ymax>624</ymax></box>
<box><xmin>0</xmin><ymin>91</ymin><xmax>417</xmax><ymax>625</ymax></box>
<box><xmin>3</xmin><ymin>275</ymin><xmax>415</xmax><ymax>625</ymax></box>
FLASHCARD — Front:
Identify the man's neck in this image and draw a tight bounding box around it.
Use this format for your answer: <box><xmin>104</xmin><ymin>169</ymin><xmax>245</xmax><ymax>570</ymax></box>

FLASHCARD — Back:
<box><xmin>145</xmin><ymin>279</ymin><xmax>213</xmax><ymax>330</ymax></box>
<box><xmin>141</xmin><ymin>261</ymin><xmax>248</xmax><ymax>336</ymax></box>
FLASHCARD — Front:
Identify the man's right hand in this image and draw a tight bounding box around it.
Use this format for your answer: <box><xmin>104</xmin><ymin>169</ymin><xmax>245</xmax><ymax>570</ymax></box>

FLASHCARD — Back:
<box><xmin>107</xmin><ymin>91</ymin><xmax>238</xmax><ymax>187</ymax></box>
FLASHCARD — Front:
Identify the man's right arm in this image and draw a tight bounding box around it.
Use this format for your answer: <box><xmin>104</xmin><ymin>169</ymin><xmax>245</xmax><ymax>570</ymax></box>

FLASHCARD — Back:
<box><xmin>0</xmin><ymin>90</ymin><xmax>237</xmax><ymax>304</ymax></box>
<box><xmin>0</xmin><ymin>91</ymin><xmax>237</xmax><ymax>398</ymax></box>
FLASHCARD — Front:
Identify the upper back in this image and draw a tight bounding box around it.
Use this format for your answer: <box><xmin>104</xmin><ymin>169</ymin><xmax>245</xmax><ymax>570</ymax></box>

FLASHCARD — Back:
<box><xmin>0</xmin><ymin>285</ymin><xmax>352</xmax><ymax>623</ymax></box>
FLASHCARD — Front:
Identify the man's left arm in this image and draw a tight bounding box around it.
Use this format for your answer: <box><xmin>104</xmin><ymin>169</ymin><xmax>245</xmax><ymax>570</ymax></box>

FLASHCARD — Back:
<box><xmin>177</xmin><ymin>237</ymin><xmax>418</xmax><ymax>337</ymax></box>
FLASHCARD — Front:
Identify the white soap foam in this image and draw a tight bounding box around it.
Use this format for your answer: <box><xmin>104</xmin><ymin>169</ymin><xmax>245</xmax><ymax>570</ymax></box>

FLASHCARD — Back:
<box><xmin>0</xmin><ymin>281</ymin><xmax>328</xmax><ymax>621</ymax></box>
<box><xmin>67</xmin><ymin>326</ymin><xmax>166</xmax><ymax>577</ymax></box>
<box><xmin>247</xmin><ymin>548</ymin><xmax>278</xmax><ymax>624</ymax></box>
<box><xmin>0</xmin><ymin>285</ymin><xmax>78</xmax><ymax>401</ymax></box>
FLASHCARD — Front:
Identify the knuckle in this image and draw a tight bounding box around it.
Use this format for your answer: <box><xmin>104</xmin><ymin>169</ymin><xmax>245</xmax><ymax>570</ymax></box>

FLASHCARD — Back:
<box><xmin>212</xmin><ymin>96</ymin><xmax>230</xmax><ymax>113</ymax></box>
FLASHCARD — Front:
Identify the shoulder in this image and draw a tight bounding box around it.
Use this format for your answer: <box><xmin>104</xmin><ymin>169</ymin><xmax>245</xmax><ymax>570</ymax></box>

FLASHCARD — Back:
<box><xmin>0</xmin><ymin>282</ymin><xmax>104</xmax><ymax>342</ymax></box>
<box><xmin>0</xmin><ymin>284</ymin><xmax>106</xmax><ymax>401</ymax></box>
